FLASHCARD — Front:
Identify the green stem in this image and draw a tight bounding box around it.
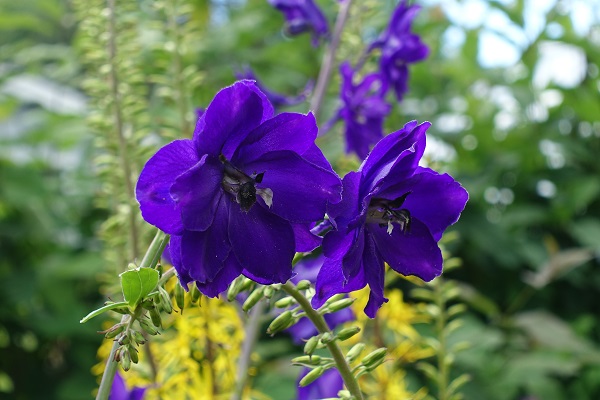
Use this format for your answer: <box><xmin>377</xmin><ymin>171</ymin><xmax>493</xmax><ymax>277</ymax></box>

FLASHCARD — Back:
<box><xmin>309</xmin><ymin>0</ymin><xmax>353</xmax><ymax>120</ymax></box>
<box><xmin>281</xmin><ymin>282</ymin><xmax>364</xmax><ymax>400</ymax></box>
<box><xmin>95</xmin><ymin>230</ymin><xmax>169</xmax><ymax>400</ymax></box>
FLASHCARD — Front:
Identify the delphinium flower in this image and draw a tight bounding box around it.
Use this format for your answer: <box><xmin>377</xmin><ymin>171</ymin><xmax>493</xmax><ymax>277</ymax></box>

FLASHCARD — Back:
<box><xmin>368</xmin><ymin>0</ymin><xmax>429</xmax><ymax>101</ymax></box>
<box><xmin>297</xmin><ymin>367</ymin><xmax>343</xmax><ymax>400</ymax></box>
<box><xmin>110</xmin><ymin>373</ymin><xmax>146</xmax><ymax>400</ymax></box>
<box><xmin>268</xmin><ymin>0</ymin><xmax>329</xmax><ymax>46</ymax></box>
<box><xmin>312</xmin><ymin>121</ymin><xmax>468</xmax><ymax>317</ymax></box>
<box><xmin>285</xmin><ymin>254</ymin><xmax>354</xmax><ymax>343</ymax></box>
<box><xmin>136</xmin><ymin>80</ymin><xmax>341</xmax><ymax>296</ymax></box>
<box><xmin>325</xmin><ymin>62</ymin><xmax>391</xmax><ymax>159</ymax></box>
<box><xmin>235</xmin><ymin>66</ymin><xmax>312</xmax><ymax>109</ymax></box>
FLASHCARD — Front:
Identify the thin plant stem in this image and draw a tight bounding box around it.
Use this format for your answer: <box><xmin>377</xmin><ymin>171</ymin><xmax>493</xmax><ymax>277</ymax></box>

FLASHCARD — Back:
<box><xmin>230</xmin><ymin>300</ymin><xmax>266</xmax><ymax>400</ymax></box>
<box><xmin>95</xmin><ymin>230</ymin><xmax>169</xmax><ymax>400</ymax></box>
<box><xmin>281</xmin><ymin>282</ymin><xmax>364</xmax><ymax>400</ymax></box>
<box><xmin>309</xmin><ymin>0</ymin><xmax>353</xmax><ymax>120</ymax></box>
<box><xmin>107</xmin><ymin>0</ymin><xmax>139</xmax><ymax>260</ymax></box>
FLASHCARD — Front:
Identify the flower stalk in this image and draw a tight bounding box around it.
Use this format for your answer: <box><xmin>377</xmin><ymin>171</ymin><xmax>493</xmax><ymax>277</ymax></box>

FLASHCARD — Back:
<box><xmin>281</xmin><ymin>282</ymin><xmax>364</xmax><ymax>400</ymax></box>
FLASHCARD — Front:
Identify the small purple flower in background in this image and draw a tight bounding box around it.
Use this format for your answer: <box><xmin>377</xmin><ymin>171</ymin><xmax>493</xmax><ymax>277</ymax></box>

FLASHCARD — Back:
<box><xmin>326</xmin><ymin>62</ymin><xmax>391</xmax><ymax>160</ymax></box>
<box><xmin>285</xmin><ymin>255</ymin><xmax>354</xmax><ymax>343</ymax></box>
<box><xmin>369</xmin><ymin>0</ymin><xmax>429</xmax><ymax>101</ymax></box>
<box><xmin>268</xmin><ymin>0</ymin><xmax>329</xmax><ymax>46</ymax></box>
<box><xmin>136</xmin><ymin>80</ymin><xmax>341</xmax><ymax>296</ymax></box>
<box><xmin>110</xmin><ymin>373</ymin><xmax>145</xmax><ymax>400</ymax></box>
<box><xmin>312</xmin><ymin>121</ymin><xmax>468</xmax><ymax>317</ymax></box>
<box><xmin>297</xmin><ymin>367</ymin><xmax>343</xmax><ymax>400</ymax></box>
<box><xmin>236</xmin><ymin>66</ymin><xmax>312</xmax><ymax>109</ymax></box>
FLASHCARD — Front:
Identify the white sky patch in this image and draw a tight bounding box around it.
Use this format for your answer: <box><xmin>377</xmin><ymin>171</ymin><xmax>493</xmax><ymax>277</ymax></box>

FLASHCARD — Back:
<box><xmin>533</xmin><ymin>41</ymin><xmax>587</xmax><ymax>89</ymax></box>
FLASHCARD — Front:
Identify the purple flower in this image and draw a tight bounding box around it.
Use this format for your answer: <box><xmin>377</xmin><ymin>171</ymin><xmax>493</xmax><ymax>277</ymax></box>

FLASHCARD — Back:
<box><xmin>297</xmin><ymin>367</ymin><xmax>343</xmax><ymax>400</ymax></box>
<box><xmin>312</xmin><ymin>121</ymin><xmax>468</xmax><ymax>317</ymax></box>
<box><xmin>235</xmin><ymin>66</ymin><xmax>312</xmax><ymax>108</ymax></box>
<box><xmin>328</xmin><ymin>62</ymin><xmax>391</xmax><ymax>160</ymax></box>
<box><xmin>286</xmin><ymin>255</ymin><xmax>354</xmax><ymax>343</ymax></box>
<box><xmin>110</xmin><ymin>373</ymin><xmax>146</xmax><ymax>400</ymax></box>
<box><xmin>136</xmin><ymin>80</ymin><xmax>341</xmax><ymax>296</ymax></box>
<box><xmin>369</xmin><ymin>0</ymin><xmax>429</xmax><ymax>101</ymax></box>
<box><xmin>268</xmin><ymin>0</ymin><xmax>329</xmax><ymax>46</ymax></box>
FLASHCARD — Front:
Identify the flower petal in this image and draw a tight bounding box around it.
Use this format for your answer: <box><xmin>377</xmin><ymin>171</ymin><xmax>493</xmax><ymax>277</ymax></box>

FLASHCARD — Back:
<box><xmin>180</xmin><ymin>198</ymin><xmax>231</xmax><ymax>283</ymax></box>
<box><xmin>292</xmin><ymin>223</ymin><xmax>322</xmax><ymax>252</ymax></box>
<box><xmin>243</xmin><ymin>150</ymin><xmax>342</xmax><ymax>222</ymax></box>
<box><xmin>194</xmin><ymin>81</ymin><xmax>272</xmax><ymax>158</ymax></box>
<box><xmin>136</xmin><ymin>139</ymin><xmax>198</xmax><ymax>234</ymax></box>
<box><xmin>327</xmin><ymin>171</ymin><xmax>361</xmax><ymax>229</ymax></box>
<box><xmin>233</xmin><ymin>112</ymin><xmax>317</xmax><ymax>164</ymax></box>
<box><xmin>312</xmin><ymin>256</ymin><xmax>367</xmax><ymax>309</ymax></box>
<box><xmin>168</xmin><ymin>235</ymin><xmax>194</xmax><ymax>287</ymax></box>
<box><xmin>228</xmin><ymin>203</ymin><xmax>294</xmax><ymax>284</ymax></box>
<box><xmin>195</xmin><ymin>252</ymin><xmax>243</xmax><ymax>298</ymax></box>
<box><xmin>369</xmin><ymin>218</ymin><xmax>442</xmax><ymax>281</ymax></box>
<box><xmin>170</xmin><ymin>154</ymin><xmax>223</xmax><ymax>232</ymax></box>
<box><xmin>362</xmin><ymin>231</ymin><xmax>388</xmax><ymax>318</ymax></box>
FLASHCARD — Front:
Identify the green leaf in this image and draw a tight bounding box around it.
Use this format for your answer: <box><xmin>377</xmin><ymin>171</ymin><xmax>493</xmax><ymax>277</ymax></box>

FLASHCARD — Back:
<box><xmin>79</xmin><ymin>301</ymin><xmax>129</xmax><ymax>323</ymax></box>
<box><xmin>120</xmin><ymin>268</ymin><xmax>160</xmax><ymax>307</ymax></box>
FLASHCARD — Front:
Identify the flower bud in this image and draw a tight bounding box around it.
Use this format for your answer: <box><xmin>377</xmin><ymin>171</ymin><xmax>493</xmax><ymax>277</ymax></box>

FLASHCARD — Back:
<box><xmin>120</xmin><ymin>347</ymin><xmax>131</xmax><ymax>371</ymax></box>
<box><xmin>158</xmin><ymin>286</ymin><xmax>173</xmax><ymax>314</ymax></box>
<box><xmin>226</xmin><ymin>276</ymin><xmax>245</xmax><ymax>302</ymax></box>
<box><xmin>337</xmin><ymin>326</ymin><xmax>361</xmax><ymax>341</ymax></box>
<box><xmin>291</xmin><ymin>355</ymin><xmax>321</xmax><ymax>365</ymax></box>
<box><xmin>296</xmin><ymin>280</ymin><xmax>311</xmax><ymax>290</ymax></box>
<box><xmin>338</xmin><ymin>390</ymin><xmax>352</xmax><ymax>399</ymax></box>
<box><xmin>175</xmin><ymin>282</ymin><xmax>185</xmax><ymax>314</ymax></box>
<box><xmin>104</xmin><ymin>324</ymin><xmax>125</xmax><ymax>339</ymax></box>
<box><xmin>140</xmin><ymin>299</ymin><xmax>154</xmax><ymax>310</ymax></box>
<box><xmin>242</xmin><ymin>287</ymin><xmax>264</xmax><ymax>312</ymax></box>
<box><xmin>139</xmin><ymin>318</ymin><xmax>159</xmax><ymax>336</ymax></box>
<box><xmin>267</xmin><ymin>310</ymin><xmax>294</xmax><ymax>335</ymax></box>
<box><xmin>274</xmin><ymin>296</ymin><xmax>296</xmax><ymax>308</ymax></box>
<box><xmin>345</xmin><ymin>343</ymin><xmax>365</xmax><ymax>362</ymax></box>
<box><xmin>132</xmin><ymin>330</ymin><xmax>146</xmax><ymax>345</ymax></box>
<box><xmin>326</xmin><ymin>298</ymin><xmax>355</xmax><ymax>313</ymax></box>
<box><xmin>298</xmin><ymin>366</ymin><xmax>325</xmax><ymax>387</ymax></box>
<box><xmin>320</xmin><ymin>332</ymin><xmax>334</xmax><ymax>344</ymax></box>
<box><xmin>127</xmin><ymin>263</ymin><xmax>137</xmax><ymax>270</ymax></box>
<box><xmin>263</xmin><ymin>286</ymin><xmax>275</xmax><ymax>299</ymax></box>
<box><xmin>128</xmin><ymin>345</ymin><xmax>139</xmax><ymax>364</ymax></box>
<box><xmin>361</xmin><ymin>348</ymin><xmax>387</xmax><ymax>368</ymax></box>
<box><xmin>149</xmin><ymin>306</ymin><xmax>162</xmax><ymax>328</ymax></box>
<box><xmin>190</xmin><ymin>284</ymin><xmax>201</xmax><ymax>304</ymax></box>
<box><xmin>303</xmin><ymin>335</ymin><xmax>319</xmax><ymax>355</ymax></box>
<box><xmin>115</xmin><ymin>332</ymin><xmax>130</xmax><ymax>345</ymax></box>
<box><xmin>324</xmin><ymin>293</ymin><xmax>346</xmax><ymax>305</ymax></box>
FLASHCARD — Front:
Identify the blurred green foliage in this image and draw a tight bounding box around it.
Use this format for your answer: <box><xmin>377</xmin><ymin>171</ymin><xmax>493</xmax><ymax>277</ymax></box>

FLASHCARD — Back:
<box><xmin>1</xmin><ymin>0</ymin><xmax>599</xmax><ymax>398</ymax></box>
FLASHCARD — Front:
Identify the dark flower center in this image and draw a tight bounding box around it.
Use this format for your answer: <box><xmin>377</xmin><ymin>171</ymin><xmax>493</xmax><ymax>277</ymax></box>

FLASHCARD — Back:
<box><xmin>219</xmin><ymin>154</ymin><xmax>271</xmax><ymax>212</ymax></box>
<box><xmin>366</xmin><ymin>192</ymin><xmax>412</xmax><ymax>234</ymax></box>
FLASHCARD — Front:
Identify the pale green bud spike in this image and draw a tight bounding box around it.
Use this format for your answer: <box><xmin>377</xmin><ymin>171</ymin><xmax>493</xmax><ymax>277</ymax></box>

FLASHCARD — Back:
<box><xmin>291</xmin><ymin>355</ymin><xmax>322</xmax><ymax>365</ymax></box>
<box><xmin>274</xmin><ymin>296</ymin><xmax>296</xmax><ymax>308</ymax></box>
<box><xmin>267</xmin><ymin>310</ymin><xmax>294</xmax><ymax>335</ymax></box>
<box><xmin>346</xmin><ymin>343</ymin><xmax>366</xmax><ymax>362</ymax></box>
<box><xmin>175</xmin><ymin>282</ymin><xmax>185</xmax><ymax>313</ymax></box>
<box><xmin>298</xmin><ymin>366</ymin><xmax>325</xmax><ymax>387</ymax></box>
<box><xmin>190</xmin><ymin>284</ymin><xmax>201</xmax><ymax>304</ymax></box>
<box><xmin>242</xmin><ymin>287</ymin><xmax>265</xmax><ymax>312</ymax></box>
<box><xmin>337</xmin><ymin>326</ymin><xmax>361</xmax><ymax>341</ymax></box>
<box><xmin>361</xmin><ymin>348</ymin><xmax>387</xmax><ymax>368</ymax></box>
<box><xmin>304</xmin><ymin>335</ymin><xmax>320</xmax><ymax>355</ymax></box>
<box><xmin>326</xmin><ymin>298</ymin><xmax>355</xmax><ymax>313</ymax></box>
<box><xmin>158</xmin><ymin>286</ymin><xmax>173</xmax><ymax>314</ymax></box>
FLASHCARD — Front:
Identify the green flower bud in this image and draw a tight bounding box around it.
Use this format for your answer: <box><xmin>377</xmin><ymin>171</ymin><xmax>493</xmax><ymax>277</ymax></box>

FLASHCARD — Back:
<box><xmin>227</xmin><ymin>276</ymin><xmax>245</xmax><ymax>302</ymax></box>
<box><xmin>291</xmin><ymin>355</ymin><xmax>322</xmax><ymax>365</ymax></box>
<box><xmin>128</xmin><ymin>345</ymin><xmax>139</xmax><ymax>364</ymax></box>
<box><xmin>149</xmin><ymin>306</ymin><xmax>162</xmax><ymax>328</ymax></box>
<box><xmin>298</xmin><ymin>366</ymin><xmax>325</xmax><ymax>387</ymax></box>
<box><xmin>267</xmin><ymin>310</ymin><xmax>294</xmax><ymax>335</ymax></box>
<box><xmin>132</xmin><ymin>330</ymin><xmax>146</xmax><ymax>345</ymax></box>
<box><xmin>326</xmin><ymin>298</ymin><xmax>355</xmax><ymax>313</ymax></box>
<box><xmin>139</xmin><ymin>318</ymin><xmax>159</xmax><ymax>336</ymax></box>
<box><xmin>303</xmin><ymin>335</ymin><xmax>319</xmax><ymax>355</ymax></box>
<box><xmin>140</xmin><ymin>299</ymin><xmax>154</xmax><ymax>310</ymax></box>
<box><xmin>263</xmin><ymin>286</ymin><xmax>275</xmax><ymax>299</ymax></box>
<box><xmin>242</xmin><ymin>287</ymin><xmax>264</xmax><ymax>312</ymax></box>
<box><xmin>158</xmin><ymin>286</ymin><xmax>173</xmax><ymax>314</ymax></box>
<box><xmin>175</xmin><ymin>282</ymin><xmax>185</xmax><ymax>313</ymax></box>
<box><xmin>104</xmin><ymin>324</ymin><xmax>125</xmax><ymax>339</ymax></box>
<box><xmin>338</xmin><ymin>390</ymin><xmax>352</xmax><ymax>399</ymax></box>
<box><xmin>324</xmin><ymin>293</ymin><xmax>346</xmax><ymax>305</ymax></box>
<box><xmin>345</xmin><ymin>343</ymin><xmax>365</xmax><ymax>362</ymax></box>
<box><xmin>320</xmin><ymin>332</ymin><xmax>335</xmax><ymax>344</ymax></box>
<box><xmin>361</xmin><ymin>348</ymin><xmax>387</xmax><ymax>368</ymax></box>
<box><xmin>190</xmin><ymin>284</ymin><xmax>201</xmax><ymax>304</ymax></box>
<box><xmin>274</xmin><ymin>296</ymin><xmax>296</xmax><ymax>308</ymax></box>
<box><xmin>120</xmin><ymin>347</ymin><xmax>131</xmax><ymax>371</ymax></box>
<box><xmin>296</xmin><ymin>280</ymin><xmax>311</xmax><ymax>290</ymax></box>
<box><xmin>337</xmin><ymin>326</ymin><xmax>361</xmax><ymax>341</ymax></box>
<box><xmin>115</xmin><ymin>332</ymin><xmax>130</xmax><ymax>345</ymax></box>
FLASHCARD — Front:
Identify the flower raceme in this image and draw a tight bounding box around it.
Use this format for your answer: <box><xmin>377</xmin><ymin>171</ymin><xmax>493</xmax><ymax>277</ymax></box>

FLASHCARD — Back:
<box><xmin>268</xmin><ymin>0</ymin><xmax>329</xmax><ymax>46</ymax></box>
<box><xmin>312</xmin><ymin>121</ymin><xmax>469</xmax><ymax>318</ymax></box>
<box><xmin>136</xmin><ymin>80</ymin><xmax>342</xmax><ymax>296</ymax></box>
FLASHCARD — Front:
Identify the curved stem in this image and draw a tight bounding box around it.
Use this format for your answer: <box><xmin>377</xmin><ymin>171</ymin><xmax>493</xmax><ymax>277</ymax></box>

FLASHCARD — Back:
<box><xmin>309</xmin><ymin>0</ymin><xmax>353</xmax><ymax>120</ymax></box>
<box><xmin>281</xmin><ymin>282</ymin><xmax>364</xmax><ymax>400</ymax></box>
<box><xmin>95</xmin><ymin>230</ymin><xmax>169</xmax><ymax>400</ymax></box>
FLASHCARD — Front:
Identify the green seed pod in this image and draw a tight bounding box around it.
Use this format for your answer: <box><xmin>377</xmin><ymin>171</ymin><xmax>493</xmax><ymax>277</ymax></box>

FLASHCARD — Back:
<box><xmin>326</xmin><ymin>298</ymin><xmax>355</xmax><ymax>313</ymax></box>
<box><xmin>190</xmin><ymin>284</ymin><xmax>201</xmax><ymax>304</ymax></box>
<box><xmin>337</xmin><ymin>326</ymin><xmax>361</xmax><ymax>341</ymax></box>
<box><xmin>291</xmin><ymin>355</ymin><xmax>322</xmax><ymax>365</ymax></box>
<box><xmin>346</xmin><ymin>343</ymin><xmax>365</xmax><ymax>362</ymax></box>
<box><xmin>158</xmin><ymin>286</ymin><xmax>173</xmax><ymax>314</ymax></box>
<box><xmin>361</xmin><ymin>348</ymin><xmax>387</xmax><ymax>368</ymax></box>
<box><xmin>242</xmin><ymin>287</ymin><xmax>265</xmax><ymax>312</ymax></box>
<box><xmin>128</xmin><ymin>345</ymin><xmax>139</xmax><ymax>364</ymax></box>
<box><xmin>104</xmin><ymin>324</ymin><xmax>125</xmax><ymax>339</ymax></box>
<box><xmin>121</xmin><ymin>347</ymin><xmax>131</xmax><ymax>371</ymax></box>
<box><xmin>139</xmin><ymin>318</ymin><xmax>159</xmax><ymax>336</ymax></box>
<box><xmin>320</xmin><ymin>332</ymin><xmax>335</xmax><ymax>344</ymax></box>
<box><xmin>175</xmin><ymin>282</ymin><xmax>185</xmax><ymax>313</ymax></box>
<box><xmin>132</xmin><ymin>330</ymin><xmax>146</xmax><ymax>345</ymax></box>
<box><xmin>298</xmin><ymin>366</ymin><xmax>325</xmax><ymax>387</ymax></box>
<box><xmin>149</xmin><ymin>306</ymin><xmax>162</xmax><ymax>328</ymax></box>
<box><xmin>296</xmin><ymin>280</ymin><xmax>311</xmax><ymax>290</ymax></box>
<box><xmin>303</xmin><ymin>335</ymin><xmax>319</xmax><ymax>355</ymax></box>
<box><xmin>267</xmin><ymin>310</ymin><xmax>294</xmax><ymax>335</ymax></box>
<box><xmin>274</xmin><ymin>296</ymin><xmax>296</xmax><ymax>308</ymax></box>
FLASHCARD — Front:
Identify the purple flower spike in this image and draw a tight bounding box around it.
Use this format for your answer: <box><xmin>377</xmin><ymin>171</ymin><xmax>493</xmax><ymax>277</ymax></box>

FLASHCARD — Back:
<box><xmin>236</xmin><ymin>66</ymin><xmax>312</xmax><ymax>109</ymax></box>
<box><xmin>268</xmin><ymin>0</ymin><xmax>329</xmax><ymax>46</ymax></box>
<box><xmin>136</xmin><ymin>80</ymin><xmax>342</xmax><ymax>296</ymax></box>
<box><xmin>110</xmin><ymin>373</ymin><xmax>146</xmax><ymax>400</ymax></box>
<box><xmin>312</xmin><ymin>121</ymin><xmax>468</xmax><ymax>317</ymax></box>
<box><xmin>369</xmin><ymin>0</ymin><xmax>429</xmax><ymax>101</ymax></box>
<box><xmin>333</xmin><ymin>62</ymin><xmax>391</xmax><ymax>159</ymax></box>
<box><xmin>297</xmin><ymin>367</ymin><xmax>343</xmax><ymax>400</ymax></box>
